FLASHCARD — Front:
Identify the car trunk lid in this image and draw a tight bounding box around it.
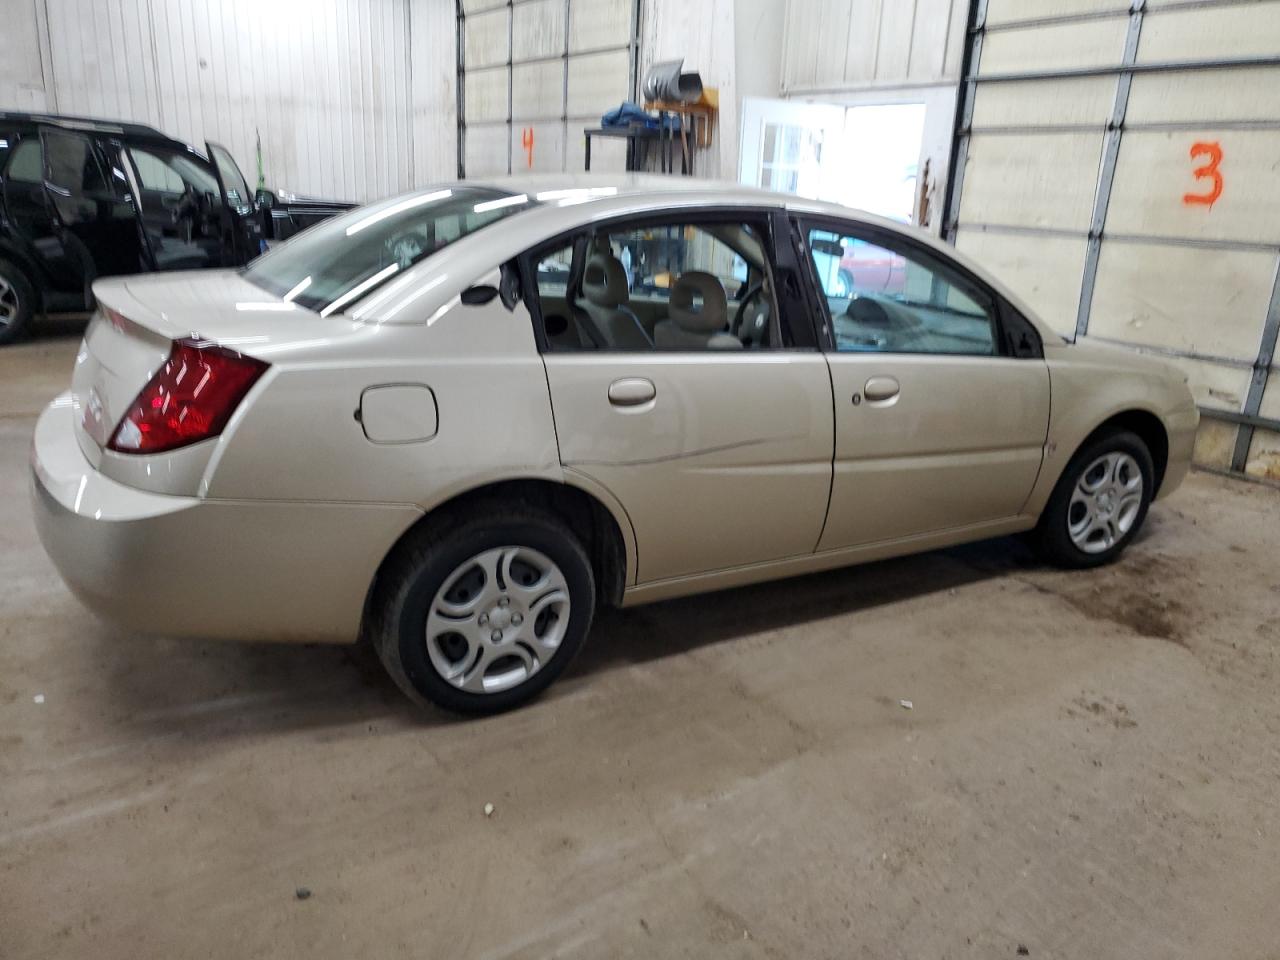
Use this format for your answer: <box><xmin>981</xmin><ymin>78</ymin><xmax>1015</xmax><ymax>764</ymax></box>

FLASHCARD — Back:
<box><xmin>71</xmin><ymin>270</ymin><xmax>329</xmax><ymax>461</ymax></box>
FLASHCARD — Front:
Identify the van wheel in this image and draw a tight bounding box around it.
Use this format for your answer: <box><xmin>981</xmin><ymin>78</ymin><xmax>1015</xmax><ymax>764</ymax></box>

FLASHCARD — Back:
<box><xmin>370</xmin><ymin>506</ymin><xmax>596</xmax><ymax>714</ymax></box>
<box><xmin>0</xmin><ymin>260</ymin><xmax>36</xmax><ymax>346</ymax></box>
<box><xmin>1034</xmin><ymin>429</ymin><xmax>1154</xmax><ymax>568</ymax></box>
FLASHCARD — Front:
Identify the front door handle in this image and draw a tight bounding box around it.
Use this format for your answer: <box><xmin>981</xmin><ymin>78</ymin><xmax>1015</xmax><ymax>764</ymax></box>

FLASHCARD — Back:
<box><xmin>863</xmin><ymin>376</ymin><xmax>900</xmax><ymax>403</ymax></box>
<box><xmin>608</xmin><ymin>377</ymin><xmax>656</xmax><ymax>407</ymax></box>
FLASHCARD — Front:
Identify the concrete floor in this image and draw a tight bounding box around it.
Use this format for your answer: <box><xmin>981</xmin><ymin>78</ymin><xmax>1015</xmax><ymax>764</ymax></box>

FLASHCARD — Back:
<box><xmin>3</xmin><ymin>328</ymin><xmax>1279</xmax><ymax>960</ymax></box>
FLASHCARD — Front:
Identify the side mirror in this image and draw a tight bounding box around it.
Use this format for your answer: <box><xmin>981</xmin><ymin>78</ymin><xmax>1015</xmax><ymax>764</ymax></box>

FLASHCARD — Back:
<box><xmin>254</xmin><ymin>188</ymin><xmax>275</xmax><ymax>209</ymax></box>
<box><xmin>460</xmin><ymin>284</ymin><xmax>500</xmax><ymax>306</ymax></box>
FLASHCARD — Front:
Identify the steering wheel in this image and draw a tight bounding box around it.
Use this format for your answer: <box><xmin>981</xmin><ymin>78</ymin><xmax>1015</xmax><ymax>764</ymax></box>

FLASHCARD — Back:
<box><xmin>166</xmin><ymin>182</ymin><xmax>200</xmax><ymax>223</ymax></box>
<box><xmin>732</xmin><ymin>282</ymin><xmax>768</xmax><ymax>341</ymax></box>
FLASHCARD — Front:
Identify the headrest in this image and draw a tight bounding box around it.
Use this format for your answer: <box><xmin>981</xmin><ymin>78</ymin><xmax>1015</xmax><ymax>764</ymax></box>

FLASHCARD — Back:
<box><xmin>582</xmin><ymin>254</ymin><xmax>629</xmax><ymax>308</ymax></box>
<box><xmin>669</xmin><ymin>272</ymin><xmax>727</xmax><ymax>334</ymax></box>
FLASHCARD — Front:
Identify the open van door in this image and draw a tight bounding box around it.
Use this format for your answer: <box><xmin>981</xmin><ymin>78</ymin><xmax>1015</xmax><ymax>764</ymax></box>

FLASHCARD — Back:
<box><xmin>205</xmin><ymin>140</ymin><xmax>265</xmax><ymax>264</ymax></box>
<box><xmin>38</xmin><ymin>127</ymin><xmax>147</xmax><ymax>303</ymax></box>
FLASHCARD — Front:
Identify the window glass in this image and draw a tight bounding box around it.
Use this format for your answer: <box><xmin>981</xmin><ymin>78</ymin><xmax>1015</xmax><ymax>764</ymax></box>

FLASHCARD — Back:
<box><xmin>244</xmin><ymin>187</ymin><xmax>533</xmax><ymax>314</ymax></box>
<box><xmin>533</xmin><ymin>220</ymin><xmax>776</xmax><ymax>352</ymax></box>
<box><xmin>129</xmin><ymin>147</ymin><xmax>221</xmax><ymax>196</ymax></box>
<box><xmin>44</xmin><ymin>132</ymin><xmax>111</xmax><ymax>195</ymax></box>
<box><xmin>209</xmin><ymin>142</ymin><xmax>252</xmax><ymax>210</ymax></box>
<box><xmin>807</xmin><ymin>228</ymin><xmax>996</xmax><ymax>355</ymax></box>
<box><xmin>6</xmin><ymin>138</ymin><xmax>44</xmax><ymax>184</ymax></box>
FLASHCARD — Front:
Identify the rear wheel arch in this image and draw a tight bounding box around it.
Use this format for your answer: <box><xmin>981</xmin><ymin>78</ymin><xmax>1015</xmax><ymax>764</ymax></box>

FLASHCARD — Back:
<box><xmin>363</xmin><ymin>478</ymin><xmax>630</xmax><ymax>637</ymax></box>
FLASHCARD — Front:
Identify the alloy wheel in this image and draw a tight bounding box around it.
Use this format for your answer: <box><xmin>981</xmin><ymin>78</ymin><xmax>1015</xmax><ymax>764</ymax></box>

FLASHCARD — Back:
<box><xmin>1066</xmin><ymin>452</ymin><xmax>1144</xmax><ymax>555</ymax></box>
<box><xmin>425</xmin><ymin>546</ymin><xmax>571</xmax><ymax>695</ymax></box>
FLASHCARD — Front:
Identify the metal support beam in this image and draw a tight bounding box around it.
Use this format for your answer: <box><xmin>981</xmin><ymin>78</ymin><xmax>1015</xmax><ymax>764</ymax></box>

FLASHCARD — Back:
<box><xmin>455</xmin><ymin>0</ymin><xmax>466</xmax><ymax>179</ymax></box>
<box><xmin>942</xmin><ymin>0</ymin><xmax>988</xmax><ymax>243</ymax></box>
<box><xmin>1074</xmin><ymin>0</ymin><xmax>1144</xmax><ymax>342</ymax></box>
<box><xmin>969</xmin><ymin>54</ymin><xmax>1280</xmax><ymax>84</ymax></box>
<box><xmin>1231</xmin><ymin>258</ymin><xmax>1280</xmax><ymax>470</ymax></box>
<box><xmin>981</xmin><ymin>0</ymin><xmax>1260</xmax><ymax>34</ymax></box>
<box><xmin>506</xmin><ymin>0</ymin><xmax>514</xmax><ymax>175</ymax></box>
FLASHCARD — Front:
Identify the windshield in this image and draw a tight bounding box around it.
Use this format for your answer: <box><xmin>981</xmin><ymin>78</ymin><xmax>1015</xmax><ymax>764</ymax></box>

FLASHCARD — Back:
<box><xmin>243</xmin><ymin>187</ymin><xmax>534</xmax><ymax>314</ymax></box>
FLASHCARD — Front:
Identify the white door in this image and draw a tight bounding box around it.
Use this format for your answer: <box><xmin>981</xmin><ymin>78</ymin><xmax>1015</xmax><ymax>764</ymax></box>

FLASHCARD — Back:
<box><xmin>738</xmin><ymin>98</ymin><xmax>846</xmax><ymax>199</ymax></box>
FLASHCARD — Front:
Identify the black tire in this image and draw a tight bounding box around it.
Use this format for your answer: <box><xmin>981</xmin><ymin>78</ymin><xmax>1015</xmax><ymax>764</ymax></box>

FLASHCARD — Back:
<box><xmin>369</xmin><ymin>505</ymin><xmax>596</xmax><ymax>714</ymax></box>
<box><xmin>0</xmin><ymin>260</ymin><xmax>36</xmax><ymax>347</ymax></box>
<box><xmin>1033</xmin><ymin>428</ymin><xmax>1154</xmax><ymax>568</ymax></box>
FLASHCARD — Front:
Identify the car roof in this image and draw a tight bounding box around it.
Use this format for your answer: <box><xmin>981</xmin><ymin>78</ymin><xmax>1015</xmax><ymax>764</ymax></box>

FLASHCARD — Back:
<box><xmin>0</xmin><ymin>111</ymin><xmax>197</xmax><ymax>152</ymax></box>
<box><xmin>453</xmin><ymin>173</ymin><xmax>912</xmax><ymax>234</ymax></box>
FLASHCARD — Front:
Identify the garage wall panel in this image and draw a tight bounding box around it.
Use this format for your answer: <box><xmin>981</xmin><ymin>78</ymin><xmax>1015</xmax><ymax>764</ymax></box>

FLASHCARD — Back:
<box><xmin>1089</xmin><ymin>243</ymin><xmax>1274</xmax><ymax>362</ymax></box>
<box><xmin>465</xmin><ymin>8</ymin><xmax>511</xmax><ymax>69</ymax></box>
<box><xmin>1138</xmin><ymin>4</ymin><xmax>1280</xmax><ymax>62</ymax></box>
<box><xmin>511</xmin><ymin>61</ymin><xmax>565</xmax><ymax>120</ymax></box>
<box><xmin>970</xmin><ymin>77</ymin><xmax>1116</xmax><ymax>128</ymax></box>
<box><xmin>985</xmin><ymin>0</ymin><xmax>1125</xmax><ymax>27</ymax></box>
<box><xmin>980</xmin><ymin>20</ymin><xmax>1128</xmax><ymax>74</ymax></box>
<box><xmin>954</xmin><ymin>230</ymin><xmax>1090</xmax><ymax>336</ymax></box>
<box><xmin>1107</xmin><ymin>130</ymin><xmax>1280</xmax><ymax>244</ymax></box>
<box><xmin>513</xmin><ymin>0</ymin><xmax>566</xmax><ymax>61</ymax></box>
<box><xmin>570</xmin><ymin>0</ymin><xmax>632</xmax><ymax>51</ymax></box>
<box><xmin>957</xmin><ymin>133</ymin><xmax>1103</xmax><ymax>231</ymax></box>
<box><xmin>945</xmin><ymin>0</ymin><xmax>1280</xmax><ymax>475</ymax></box>
<box><xmin>1127</xmin><ymin>67</ymin><xmax>1280</xmax><ymax>124</ymax></box>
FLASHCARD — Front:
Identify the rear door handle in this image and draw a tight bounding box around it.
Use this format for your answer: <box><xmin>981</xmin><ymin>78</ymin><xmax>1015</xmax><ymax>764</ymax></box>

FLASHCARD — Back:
<box><xmin>863</xmin><ymin>376</ymin><xmax>900</xmax><ymax>403</ymax></box>
<box><xmin>608</xmin><ymin>377</ymin><xmax>656</xmax><ymax>407</ymax></box>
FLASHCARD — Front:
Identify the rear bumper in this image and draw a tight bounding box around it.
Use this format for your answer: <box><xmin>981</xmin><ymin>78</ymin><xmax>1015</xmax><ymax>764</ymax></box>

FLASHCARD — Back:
<box><xmin>1157</xmin><ymin>402</ymin><xmax>1199</xmax><ymax>500</ymax></box>
<box><xmin>30</xmin><ymin>396</ymin><xmax>421</xmax><ymax>643</ymax></box>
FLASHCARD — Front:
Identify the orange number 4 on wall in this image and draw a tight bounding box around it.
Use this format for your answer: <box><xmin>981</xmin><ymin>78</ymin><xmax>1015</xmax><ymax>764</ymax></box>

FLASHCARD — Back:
<box><xmin>1182</xmin><ymin>141</ymin><xmax>1223</xmax><ymax>207</ymax></box>
<box><xmin>522</xmin><ymin>127</ymin><xmax>535</xmax><ymax>169</ymax></box>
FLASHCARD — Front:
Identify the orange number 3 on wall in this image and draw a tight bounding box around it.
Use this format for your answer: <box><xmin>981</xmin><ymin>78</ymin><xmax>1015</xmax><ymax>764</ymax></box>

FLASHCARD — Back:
<box><xmin>1182</xmin><ymin>141</ymin><xmax>1223</xmax><ymax>206</ymax></box>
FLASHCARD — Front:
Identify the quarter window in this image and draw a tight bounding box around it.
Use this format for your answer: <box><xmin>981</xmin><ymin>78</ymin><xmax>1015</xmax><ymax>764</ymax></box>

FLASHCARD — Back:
<box><xmin>807</xmin><ymin>227</ymin><xmax>997</xmax><ymax>356</ymax></box>
<box><xmin>6</xmin><ymin>138</ymin><xmax>43</xmax><ymax>184</ymax></box>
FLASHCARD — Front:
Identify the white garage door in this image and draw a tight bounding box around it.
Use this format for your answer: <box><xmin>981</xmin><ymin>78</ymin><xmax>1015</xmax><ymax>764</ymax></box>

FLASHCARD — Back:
<box><xmin>944</xmin><ymin>0</ymin><xmax>1280</xmax><ymax>479</ymax></box>
<box><xmin>458</xmin><ymin>0</ymin><xmax>638</xmax><ymax>177</ymax></box>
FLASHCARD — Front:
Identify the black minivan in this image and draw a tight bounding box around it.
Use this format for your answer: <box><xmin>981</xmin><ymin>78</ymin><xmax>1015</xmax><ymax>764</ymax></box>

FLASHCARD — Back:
<box><xmin>0</xmin><ymin>112</ymin><xmax>350</xmax><ymax>344</ymax></box>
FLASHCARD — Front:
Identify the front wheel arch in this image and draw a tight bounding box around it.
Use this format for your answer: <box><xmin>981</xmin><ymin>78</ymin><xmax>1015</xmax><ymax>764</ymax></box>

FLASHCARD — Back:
<box><xmin>1065</xmin><ymin>410</ymin><xmax>1169</xmax><ymax>498</ymax></box>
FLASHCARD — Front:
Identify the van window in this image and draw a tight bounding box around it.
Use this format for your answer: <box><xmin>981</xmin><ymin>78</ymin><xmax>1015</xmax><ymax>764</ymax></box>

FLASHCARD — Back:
<box><xmin>6</xmin><ymin>138</ymin><xmax>43</xmax><ymax>184</ymax></box>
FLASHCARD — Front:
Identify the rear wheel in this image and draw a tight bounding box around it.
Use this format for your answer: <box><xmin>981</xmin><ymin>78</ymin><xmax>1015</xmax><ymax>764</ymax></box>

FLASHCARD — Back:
<box><xmin>1034</xmin><ymin>429</ymin><xmax>1154</xmax><ymax>568</ymax></box>
<box><xmin>0</xmin><ymin>260</ymin><xmax>36</xmax><ymax>346</ymax></box>
<box><xmin>370</xmin><ymin>507</ymin><xmax>595</xmax><ymax>714</ymax></box>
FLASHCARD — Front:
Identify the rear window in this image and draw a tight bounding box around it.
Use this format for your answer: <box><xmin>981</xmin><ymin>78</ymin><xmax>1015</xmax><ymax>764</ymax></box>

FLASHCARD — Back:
<box><xmin>243</xmin><ymin>187</ymin><xmax>534</xmax><ymax>314</ymax></box>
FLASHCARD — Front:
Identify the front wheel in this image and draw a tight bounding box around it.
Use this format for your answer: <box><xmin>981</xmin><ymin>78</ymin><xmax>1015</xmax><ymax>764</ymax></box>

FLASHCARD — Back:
<box><xmin>1033</xmin><ymin>429</ymin><xmax>1154</xmax><ymax>568</ymax></box>
<box><xmin>370</xmin><ymin>507</ymin><xmax>596</xmax><ymax>714</ymax></box>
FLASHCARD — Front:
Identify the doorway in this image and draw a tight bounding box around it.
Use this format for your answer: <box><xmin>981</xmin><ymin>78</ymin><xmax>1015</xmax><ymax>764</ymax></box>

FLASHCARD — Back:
<box><xmin>739</xmin><ymin>95</ymin><xmax>938</xmax><ymax>228</ymax></box>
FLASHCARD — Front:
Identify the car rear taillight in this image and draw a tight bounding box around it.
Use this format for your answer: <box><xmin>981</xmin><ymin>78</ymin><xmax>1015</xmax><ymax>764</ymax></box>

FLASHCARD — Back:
<box><xmin>107</xmin><ymin>338</ymin><xmax>268</xmax><ymax>454</ymax></box>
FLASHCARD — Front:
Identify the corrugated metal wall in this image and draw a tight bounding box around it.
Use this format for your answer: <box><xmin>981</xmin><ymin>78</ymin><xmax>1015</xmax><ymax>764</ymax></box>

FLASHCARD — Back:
<box><xmin>945</xmin><ymin>0</ymin><xmax>1280</xmax><ymax>480</ymax></box>
<box><xmin>4</xmin><ymin>0</ymin><xmax>457</xmax><ymax>203</ymax></box>
<box><xmin>458</xmin><ymin>0</ymin><xmax>637</xmax><ymax>177</ymax></box>
<box><xmin>780</xmin><ymin>0</ymin><xmax>970</xmax><ymax>93</ymax></box>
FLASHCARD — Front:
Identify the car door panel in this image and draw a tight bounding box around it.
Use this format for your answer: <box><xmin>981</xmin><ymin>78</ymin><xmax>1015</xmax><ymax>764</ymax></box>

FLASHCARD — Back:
<box><xmin>544</xmin><ymin>352</ymin><xmax>833</xmax><ymax>582</ymax></box>
<box><xmin>800</xmin><ymin>217</ymin><xmax>1051</xmax><ymax>552</ymax></box>
<box><xmin>820</xmin><ymin>354</ymin><xmax>1049</xmax><ymax>550</ymax></box>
